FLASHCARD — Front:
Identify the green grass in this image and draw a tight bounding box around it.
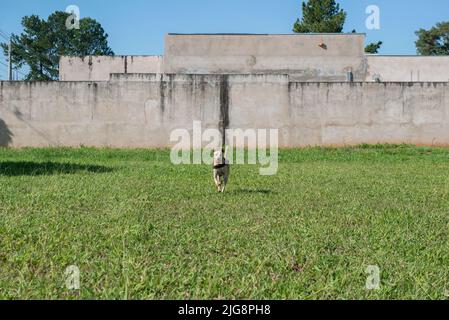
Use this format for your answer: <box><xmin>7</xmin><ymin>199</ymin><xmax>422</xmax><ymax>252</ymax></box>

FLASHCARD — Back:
<box><xmin>1</xmin><ymin>145</ymin><xmax>449</xmax><ymax>300</ymax></box>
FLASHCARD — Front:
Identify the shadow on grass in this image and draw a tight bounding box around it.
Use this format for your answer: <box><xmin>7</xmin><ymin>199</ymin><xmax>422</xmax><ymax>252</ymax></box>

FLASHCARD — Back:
<box><xmin>0</xmin><ymin>161</ymin><xmax>113</xmax><ymax>176</ymax></box>
<box><xmin>231</xmin><ymin>188</ymin><xmax>276</xmax><ymax>195</ymax></box>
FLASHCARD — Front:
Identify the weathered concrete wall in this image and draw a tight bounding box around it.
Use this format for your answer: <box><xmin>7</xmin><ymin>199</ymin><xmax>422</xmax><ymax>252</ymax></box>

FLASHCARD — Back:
<box><xmin>0</xmin><ymin>76</ymin><xmax>219</xmax><ymax>147</ymax></box>
<box><xmin>59</xmin><ymin>56</ymin><xmax>163</xmax><ymax>81</ymax></box>
<box><xmin>164</xmin><ymin>34</ymin><xmax>367</xmax><ymax>81</ymax></box>
<box><xmin>58</xmin><ymin>35</ymin><xmax>449</xmax><ymax>83</ymax></box>
<box><xmin>288</xmin><ymin>82</ymin><xmax>449</xmax><ymax>146</ymax></box>
<box><xmin>1</xmin><ymin>77</ymin><xmax>449</xmax><ymax>148</ymax></box>
<box><xmin>366</xmin><ymin>56</ymin><xmax>449</xmax><ymax>82</ymax></box>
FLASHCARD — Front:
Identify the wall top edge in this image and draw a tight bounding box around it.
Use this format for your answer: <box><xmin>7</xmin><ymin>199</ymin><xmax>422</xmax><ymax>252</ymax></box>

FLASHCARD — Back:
<box><xmin>2</xmin><ymin>80</ymin><xmax>449</xmax><ymax>85</ymax></box>
<box><xmin>367</xmin><ymin>55</ymin><xmax>449</xmax><ymax>58</ymax></box>
<box><xmin>59</xmin><ymin>55</ymin><xmax>163</xmax><ymax>59</ymax></box>
<box><xmin>167</xmin><ymin>33</ymin><xmax>367</xmax><ymax>36</ymax></box>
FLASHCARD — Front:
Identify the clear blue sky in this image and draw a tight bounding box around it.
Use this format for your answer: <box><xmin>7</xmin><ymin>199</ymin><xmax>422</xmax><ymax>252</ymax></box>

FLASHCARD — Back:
<box><xmin>1</xmin><ymin>0</ymin><xmax>448</xmax><ymax>78</ymax></box>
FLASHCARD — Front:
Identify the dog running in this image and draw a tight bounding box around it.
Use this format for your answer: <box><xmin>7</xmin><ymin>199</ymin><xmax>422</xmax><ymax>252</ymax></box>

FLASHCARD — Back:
<box><xmin>213</xmin><ymin>147</ymin><xmax>230</xmax><ymax>193</ymax></box>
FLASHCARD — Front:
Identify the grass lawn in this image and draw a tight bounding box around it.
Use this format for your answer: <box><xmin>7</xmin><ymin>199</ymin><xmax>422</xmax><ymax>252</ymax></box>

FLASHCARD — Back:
<box><xmin>1</xmin><ymin>145</ymin><xmax>449</xmax><ymax>300</ymax></box>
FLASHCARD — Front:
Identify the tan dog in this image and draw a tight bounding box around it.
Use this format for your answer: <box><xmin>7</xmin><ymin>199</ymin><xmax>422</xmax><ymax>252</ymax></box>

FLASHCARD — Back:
<box><xmin>213</xmin><ymin>147</ymin><xmax>230</xmax><ymax>193</ymax></box>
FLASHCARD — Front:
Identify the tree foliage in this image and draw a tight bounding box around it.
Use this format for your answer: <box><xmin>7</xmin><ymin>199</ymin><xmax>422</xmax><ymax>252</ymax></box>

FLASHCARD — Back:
<box><xmin>1</xmin><ymin>11</ymin><xmax>113</xmax><ymax>80</ymax></box>
<box><xmin>293</xmin><ymin>0</ymin><xmax>347</xmax><ymax>33</ymax></box>
<box><xmin>364</xmin><ymin>41</ymin><xmax>383</xmax><ymax>54</ymax></box>
<box><xmin>415</xmin><ymin>22</ymin><xmax>449</xmax><ymax>55</ymax></box>
<box><xmin>294</xmin><ymin>1</ymin><xmax>383</xmax><ymax>54</ymax></box>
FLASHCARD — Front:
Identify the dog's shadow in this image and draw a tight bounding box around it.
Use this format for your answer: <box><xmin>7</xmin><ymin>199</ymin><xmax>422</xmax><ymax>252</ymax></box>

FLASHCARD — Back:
<box><xmin>230</xmin><ymin>188</ymin><xmax>276</xmax><ymax>195</ymax></box>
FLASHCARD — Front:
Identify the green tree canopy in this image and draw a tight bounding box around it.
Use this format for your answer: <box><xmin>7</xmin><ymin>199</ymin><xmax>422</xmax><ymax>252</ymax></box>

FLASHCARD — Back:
<box><xmin>293</xmin><ymin>0</ymin><xmax>347</xmax><ymax>33</ymax></box>
<box><xmin>292</xmin><ymin>1</ymin><xmax>383</xmax><ymax>54</ymax></box>
<box><xmin>364</xmin><ymin>41</ymin><xmax>383</xmax><ymax>54</ymax></box>
<box><xmin>415</xmin><ymin>22</ymin><xmax>449</xmax><ymax>55</ymax></box>
<box><xmin>1</xmin><ymin>11</ymin><xmax>114</xmax><ymax>80</ymax></box>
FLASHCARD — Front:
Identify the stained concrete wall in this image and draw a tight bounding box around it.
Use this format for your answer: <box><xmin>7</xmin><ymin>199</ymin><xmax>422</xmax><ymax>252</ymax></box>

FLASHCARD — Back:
<box><xmin>59</xmin><ymin>35</ymin><xmax>449</xmax><ymax>83</ymax></box>
<box><xmin>164</xmin><ymin>34</ymin><xmax>367</xmax><ymax>81</ymax></box>
<box><xmin>1</xmin><ymin>77</ymin><xmax>449</xmax><ymax>148</ymax></box>
<box><xmin>366</xmin><ymin>56</ymin><xmax>449</xmax><ymax>82</ymax></box>
<box><xmin>59</xmin><ymin>56</ymin><xmax>163</xmax><ymax>81</ymax></box>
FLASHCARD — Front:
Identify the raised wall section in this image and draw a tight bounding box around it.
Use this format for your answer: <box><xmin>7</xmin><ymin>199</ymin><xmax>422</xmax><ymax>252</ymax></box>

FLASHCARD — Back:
<box><xmin>366</xmin><ymin>56</ymin><xmax>449</xmax><ymax>82</ymax></box>
<box><xmin>164</xmin><ymin>34</ymin><xmax>367</xmax><ymax>82</ymax></box>
<box><xmin>59</xmin><ymin>56</ymin><xmax>163</xmax><ymax>81</ymax></box>
<box><xmin>58</xmin><ymin>35</ymin><xmax>449</xmax><ymax>83</ymax></box>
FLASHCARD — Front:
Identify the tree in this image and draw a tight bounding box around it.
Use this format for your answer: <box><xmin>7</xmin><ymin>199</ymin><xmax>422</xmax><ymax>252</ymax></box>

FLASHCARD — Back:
<box><xmin>352</xmin><ymin>29</ymin><xmax>383</xmax><ymax>53</ymax></box>
<box><xmin>1</xmin><ymin>11</ymin><xmax>114</xmax><ymax>80</ymax></box>
<box><xmin>415</xmin><ymin>22</ymin><xmax>449</xmax><ymax>55</ymax></box>
<box><xmin>364</xmin><ymin>41</ymin><xmax>383</xmax><ymax>54</ymax></box>
<box><xmin>293</xmin><ymin>0</ymin><xmax>347</xmax><ymax>33</ymax></box>
<box><xmin>294</xmin><ymin>2</ymin><xmax>383</xmax><ymax>54</ymax></box>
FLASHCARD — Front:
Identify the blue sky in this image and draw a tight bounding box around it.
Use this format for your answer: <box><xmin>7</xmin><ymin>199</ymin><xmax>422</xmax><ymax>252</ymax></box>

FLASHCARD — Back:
<box><xmin>0</xmin><ymin>0</ymin><xmax>448</xmax><ymax>78</ymax></box>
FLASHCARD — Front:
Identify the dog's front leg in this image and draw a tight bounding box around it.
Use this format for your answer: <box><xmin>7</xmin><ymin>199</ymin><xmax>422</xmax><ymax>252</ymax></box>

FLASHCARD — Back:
<box><xmin>221</xmin><ymin>168</ymin><xmax>229</xmax><ymax>193</ymax></box>
<box><xmin>221</xmin><ymin>177</ymin><xmax>228</xmax><ymax>193</ymax></box>
<box><xmin>213</xmin><ymin>172</ymin><xmax>221</xmax><ymax>192</ymax></box>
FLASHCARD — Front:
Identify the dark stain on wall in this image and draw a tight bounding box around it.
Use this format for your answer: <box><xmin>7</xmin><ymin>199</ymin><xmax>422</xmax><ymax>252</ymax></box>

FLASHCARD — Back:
<box><xmin>0</xmin><ymin>119</ymin><xmax>12</xmax><ymax>147</ymax></box>
<box><xmin>159</xmin><ymin>75</ymin><xmax>175</xmax><ymax>115</ymax></box>
<box><xmin>219</xmin><ymin>75</ymin><xmax>230</xmax><ymax>146</ymax></box>
<box><xmin>159</xmin><ymin>78</ymin><xmax>167</xmax><ymax>113</ymax></box>
<box><xmin>88</xmin><ymin>82</ymin><xmax>98</xmax><ymax>120</ymax></box>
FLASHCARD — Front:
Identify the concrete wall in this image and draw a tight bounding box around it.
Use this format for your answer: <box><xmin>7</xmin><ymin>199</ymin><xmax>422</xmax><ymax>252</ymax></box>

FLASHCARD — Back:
<box><xmin>58</xmin><ymin>35</ymin><xmax>449</xmax><ymax>83</ymax></box>
<box><xmin>1</xmin><ymin>77</ymin><xmax>449</xmax><ymax>148</ymax></box>
<box><xmin>366</xmin><ymin>56</ymin><xmax>449</xmax><ymax>82</ymax></box>
<box><xmin>59</xmin><ymin>56</ymin><xmax>163</xmax><ymax>81</ymax></box>
<box><xmin>164</xmin><ymin>34</ymin><xmax>367</xmax><ymax>81</ymax></box>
